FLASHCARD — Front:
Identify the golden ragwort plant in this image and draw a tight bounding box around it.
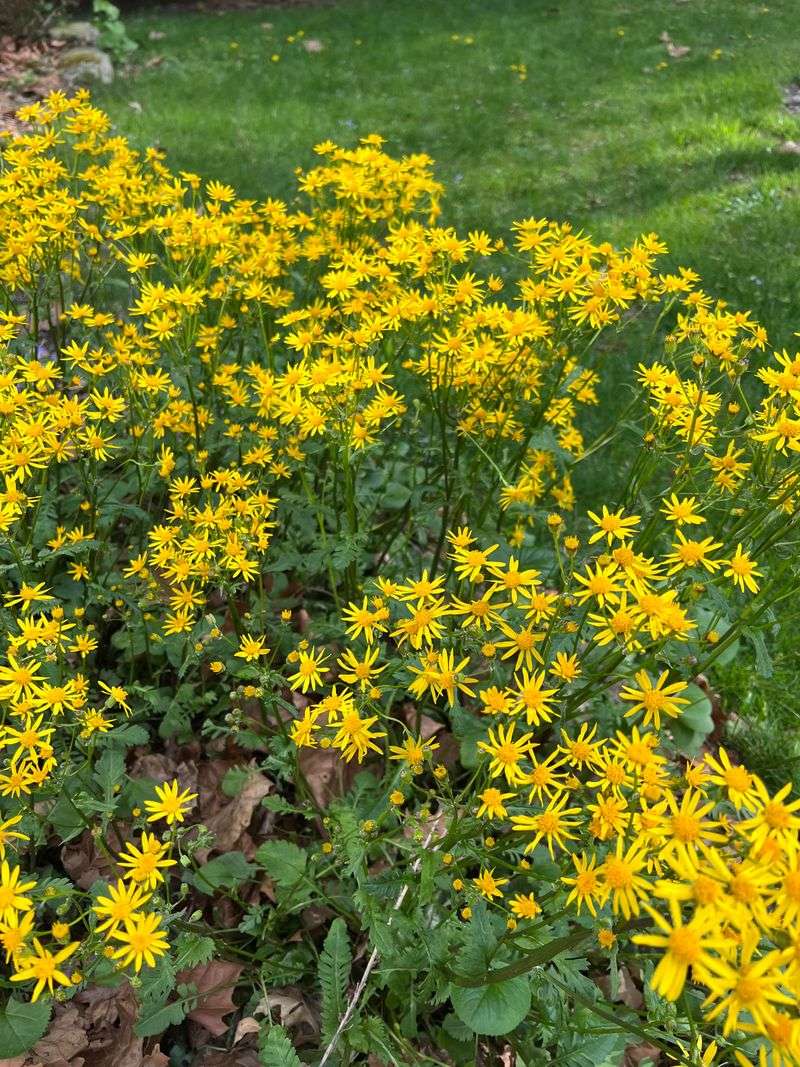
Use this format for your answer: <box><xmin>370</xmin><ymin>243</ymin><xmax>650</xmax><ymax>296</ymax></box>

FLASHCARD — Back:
<box><xmin>1</xmin><ymin>89</ymin><xmax>800</xmax><ymax>1064</ymax></box>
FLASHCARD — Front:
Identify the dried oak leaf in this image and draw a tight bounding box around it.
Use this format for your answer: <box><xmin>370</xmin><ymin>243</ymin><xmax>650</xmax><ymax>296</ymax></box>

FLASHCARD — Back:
<box><xmin>626</xmin><ymin>1043</ymin><xmax>661</xmax><ymax>1067</ymax></box>
<box><xmin>196</xmin><ymin>1052</ymin><xmax>260</xmax><ymax>1067</ymax></box>
<box><xmin>177</xmin><ymin>959</ymin><xmax>243</xmax><ymax>1038</ymax></box>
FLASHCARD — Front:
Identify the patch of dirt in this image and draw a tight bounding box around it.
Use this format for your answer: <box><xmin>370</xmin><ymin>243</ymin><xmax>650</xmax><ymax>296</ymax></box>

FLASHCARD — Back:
<box><xmin>783</xmin><ymin>81</ymin><xmax>800</xmax><ymax>114</ymax></box>
<box><xmin>0</xmin><ymin>35</ymin><xmax>65</xmax><ymax>136</ymax></box>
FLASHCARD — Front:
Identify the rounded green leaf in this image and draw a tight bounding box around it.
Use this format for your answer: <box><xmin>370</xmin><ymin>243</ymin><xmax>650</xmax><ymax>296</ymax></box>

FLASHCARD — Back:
<box><xmin>451</xmin><ymin>975</ymin><xmax>531</xmax><ymax>1036</ymax></box>
<box><xmin>0</xmin><ymin>997</ymin><xmax>52</xmax><ymax>1058</ymax></box>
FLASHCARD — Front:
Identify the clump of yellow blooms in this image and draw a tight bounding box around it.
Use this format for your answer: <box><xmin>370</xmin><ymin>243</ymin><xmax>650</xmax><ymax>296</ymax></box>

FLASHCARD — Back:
<box><xmin>0</xmin><ymin>89</ymin><xmax>799</xmax><ymax>1063</ymax></box>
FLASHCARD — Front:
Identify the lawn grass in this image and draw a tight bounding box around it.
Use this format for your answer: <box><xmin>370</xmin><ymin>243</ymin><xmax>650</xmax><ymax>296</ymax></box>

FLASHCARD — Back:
<box><xmin>95</xmin><ymin>0</ymin><xmax>800</xmax><ymax>343</ymax></box>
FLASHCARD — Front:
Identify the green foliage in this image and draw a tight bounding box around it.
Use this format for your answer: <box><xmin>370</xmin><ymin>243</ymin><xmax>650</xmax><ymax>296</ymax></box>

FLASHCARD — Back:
<box><xmin>193</xmin><ymin>851</ymin><xmax>255</xmax><ymax>893</ymax></box>
<box><xmin>91</xmin><ymin>0</ymin><xmax>137</xmax><ymax>58</ymax></box>
<box><xmin>0</xmin><ymin>998</ymin><xmax>52</xmax><ymax>1058</ymax></box>
<box><xmin>255</xmin><ymin>839</ymin><xmax>308</xmax><ymax>890</ymax></box>
<box><xmin>260</xmin><ymin>1025</ymin><xmax>304</xmax><ymax>1067</ymax></box>
<box><xmin>319</xmin><ymin>918</ymin><xmax>352</xmax><ymax>1044</ymax></box>
<box><xmin>451</xmin><ymin>976</ymin><xmax>532</xmax><ymax>1037</ymax></box>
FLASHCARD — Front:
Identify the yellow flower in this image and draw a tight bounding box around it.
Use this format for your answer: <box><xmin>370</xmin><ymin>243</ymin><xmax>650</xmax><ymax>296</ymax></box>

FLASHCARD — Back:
<box><xmin>144</xmin><ymin>779</ymin><xmax>198</xmax><ymax>826</ymax></box>
<box><xmin>473</xmin><ymin>867</ymin><xmax>508</xmax><ymax>900</ymax></box>
<box><xmin>111</xmin><ymin>912</ymin><xmax>170</xmax><ymax>972</ymax></box>
<box><xmin>10</xmin><ymin>938</ymin><xmax>80</xmax><ymax>1000</ymax></box>
<box><xmin>476</xmin><ymin>787</ymin><xmax>515</xmax><ymax>820</ymax></box>
<box><xmin>235</xmin><ymin>634</ymin><xmax>270</xmax><ymax>662</ymax></box>
<box><xmin>117</xmin><ymin>833</ymin><xmax>177</xmax><ymax>890</ymax></box>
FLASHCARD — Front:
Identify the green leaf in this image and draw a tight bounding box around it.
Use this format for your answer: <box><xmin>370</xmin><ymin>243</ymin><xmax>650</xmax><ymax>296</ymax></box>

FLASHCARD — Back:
<box><xmin>47</xmin><ymin>792</ymin><xmax>88</xmax><ymax>842</ymax></box>
<box><xmin>193</xmin><ymin>851</ymin><xmax>254</xmax><ymax>894</ymax></box>
<box><xmin>255</xmin><ymin>839</ymin><xmax>307</xmax><ymax>889</ymax></box>
<box><xmin>455</xmin><ymin>905</ymin><xmax>500</xmax><ymax>977</ymax></box>
<box><xmin>174</xmin><ymin>932</ymin><xmax>215</xmax><ymax>969</ymax></box>
<box><xmin>222</xmin><ymin>766</ymin><xmax>251</xmax><ymax>797</ymax></box>
<box><xmin>747</xmin><ymin>627</ymin><xmax>774</xmax><ymax>678</ymax></box>
<box><xmin>451</xmin><ymin>975</ymin><xmax>531</xmax><ymax>1036</ymax></box>
<box><xmin>678</xmin><ymin>684</ymin><xmax>714</xmax><ymax>733</ymax></box>
<box><xmin>671</xmin><ymin>682</ymin><xmax>714</xmax><ymax>756</ymax></box>
<box><xmin>0</xmin><ymin>997</ymin><xmax>52</xmax><ymax>1058</ymax></box>
<box><xmin>135</xmin><ymin>954</ymin><xmax>182</xmax><ymax>1037</ymax></box>
<box><xmin>94</xmin><ymin>746</ymin><xmax>125</xmax><ymax>802</ymax></box>
<box><xmin>134</xmin><ymin>997</ymin><xmax>186</xmax><ymax>1038</ymax></box>
<box><xmin>105</xmin><ymin>724</ymin><xmax>150</xmax><ymax>747</ymax></box>
<box><xmin>319</xmin><ymin>918</ymin><xmax>352</xmax><ymax>1043</ymax></box>
<box><xmin>382</xmin><ymin>480</ymin><xmax>411</xmax><ymax>509</ymax></box>
<box><xmin>260</xmin><ymin>1025</ymin><xmax>303</xmax><ymax>1066</ymax></box>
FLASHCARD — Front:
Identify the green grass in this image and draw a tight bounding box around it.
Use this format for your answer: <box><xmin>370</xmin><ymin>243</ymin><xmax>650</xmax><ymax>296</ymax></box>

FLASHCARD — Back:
<box><xmin>95</xmin><ymin>0</ymin><xmax>800</xmax><ymax>343</ymax></box>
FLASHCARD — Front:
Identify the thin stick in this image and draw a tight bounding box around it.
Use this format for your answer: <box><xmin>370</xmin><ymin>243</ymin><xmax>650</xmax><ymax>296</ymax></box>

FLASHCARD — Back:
<box><xmin>318</xmin><ymin>822</ymin><xmax>439</xmax><ymax>1066</ymax></box>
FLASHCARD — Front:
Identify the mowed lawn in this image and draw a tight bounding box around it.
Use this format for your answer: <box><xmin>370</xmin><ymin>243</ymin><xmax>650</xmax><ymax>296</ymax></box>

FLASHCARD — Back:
<box><xmin>95</xmin><ymin>0</ymin><xmax>800</xmax><ymax>343</ymax></box>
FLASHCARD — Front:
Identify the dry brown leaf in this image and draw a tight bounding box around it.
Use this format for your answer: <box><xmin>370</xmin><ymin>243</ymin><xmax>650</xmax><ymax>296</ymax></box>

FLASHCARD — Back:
<box><xmin>625</xmin><ymin>1042</ymin><xmax>661</xmax><ymax>1067</ymax></box>
<box><xmin>197</xmin><ymin>768</ymin><xmax>271</xmax><ymax>861</ymax></box>
<box><xmin>254</xmin><ymin>986</ymin><xmax>319</xmax><ymax>1037</ymax></box>
<box><xmin>142</xmin><ymin>1052</ymin><xmax>169</xmax><ymax>1067</ymax></box>
<box><xmin>178</xmin><ymin>959</ymin><xmax>243</xmax><ymax>1037</ymax></box>
<box><xmin>659</xmin><ymin>32</ymin><xmax>690</xmax><ymax>58</ymax></box>
<box><xmin>197</xmin><ymin>1052</ymin><xmax>261</xmax><ymax>1067</ymax></box>
<box><xmin>402</xmin><ymin>701</ymin><xmax>444</xmax><ymax>740</ymax></box>
<box><xmin>233</xmin><ymin>1017</ymin><xmax>261</xmax><ymax>1044</ymax></box>
<box><xmin>778</xmin><ymin>140</ymin><xmax>800</xmax><ymax>154</ymax></box>
<box><xmin>298</xmin><ymin>746</ymin><xmax>358</xmax><ymax>808</ymax></box>
<box><xmin>26</xmin><ymin>1007</ymin><xmax>88</xmax><ymax>1065</ymax></box>
<box><xmin>60</xmin><ymin>830</ymin><xmax>117</xmax><ymax>890</ymax></box>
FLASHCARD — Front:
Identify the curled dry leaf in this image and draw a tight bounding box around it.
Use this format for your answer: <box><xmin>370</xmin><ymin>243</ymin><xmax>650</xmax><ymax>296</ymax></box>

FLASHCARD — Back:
<box><xmin>233</xmin><ymin>1017</ymin><xmax>261</xmax><ymax>1045</ymax></box>
<box><xmin>659</xmin><ymin>31</ymin><xmax>690</xmax><ymax>58</ymax></box>
<box><xmin>10</xmin><ymin>984</ymin><xmax>164</xmax><ymax>1067</ymax></box>
<box><xmin>253</xmin><ymin>986</ymin><xmax>319</xmax><ymax>1039</ymax></box>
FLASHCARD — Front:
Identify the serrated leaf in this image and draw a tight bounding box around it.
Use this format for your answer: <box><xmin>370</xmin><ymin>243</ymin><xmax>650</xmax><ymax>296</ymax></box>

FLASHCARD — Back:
<box><xmin>134</xmin><ymin>997</ymin><xmax>187</xmax><ymax>1038</ymax></box>
<box><xmin>260</xmin><ymin>1024</ymin><xmax>303</xmax><ymax>1066</ymax></box>
<box><xmin>451</xmin><ymin>975</ymin><xmax>531</xmax><ymax>1036</ymax></box>
<box><xmin>175</xmin><ymin>932</ymin><xmax>215</xmax><ymax>969</ymax></box>
<box><xmin>193</xmin><ymin>851</ymin><xmax>254</xmax><ymax>894</ymax></box>
<box><xmin>319</xmin><ymin>918</ymin><xmax>352</xmax><ymax>1044</ymax></box>
<box><xmin>255</xmin><ymin>839</ymin><xmax>307</xmax><ymax>889</ymax></box>
<box><xmin>0</xmin><ymin>997</ymin><xmax>52</xmax><ymax>1058</ymax></box>
<box><xmin>105</xmin><ymin>724</ymin><xmax>150</xmax><ymax>747</ymax></box>
<box><xmin>94</xmin><ymin>746</ymin><xmax>125</xmax><ymax>802</ymax></box>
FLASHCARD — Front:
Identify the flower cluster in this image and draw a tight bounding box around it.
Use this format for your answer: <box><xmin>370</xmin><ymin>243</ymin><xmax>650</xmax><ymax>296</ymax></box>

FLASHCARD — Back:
<box><xmin>1</xmin><ymin>88</ymin><xmax>799</xmax><ymax>1064</ymax></box>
